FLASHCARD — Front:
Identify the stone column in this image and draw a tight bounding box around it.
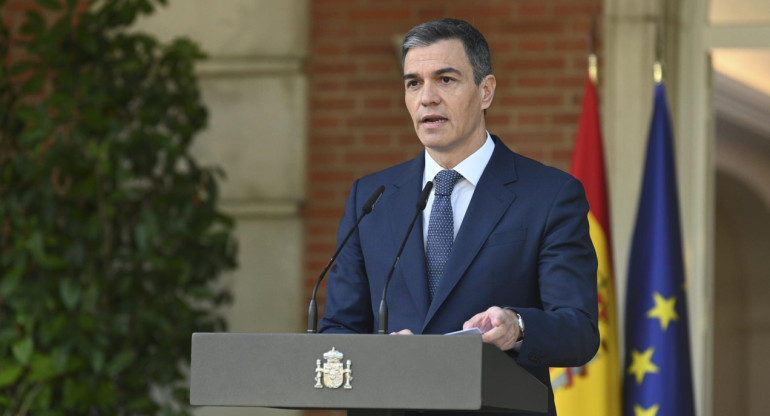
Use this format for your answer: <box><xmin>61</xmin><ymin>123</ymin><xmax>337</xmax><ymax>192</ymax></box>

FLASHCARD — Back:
<box><xmin>135</xmin><ymin>1</ymin><xmax>309</xmax><ymax>415</ymax></box>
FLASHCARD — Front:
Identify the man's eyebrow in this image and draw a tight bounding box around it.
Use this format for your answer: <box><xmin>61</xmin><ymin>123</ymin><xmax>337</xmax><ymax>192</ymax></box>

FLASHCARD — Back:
<box><xmin>435</xmin><ymin>67</ymin><xmax>462</xmax><ymax>76</ymax></box>
<box><xmin>402</xmin><ymin>67</ymin><xmax>463</xmax><ymax>82</ymax></box>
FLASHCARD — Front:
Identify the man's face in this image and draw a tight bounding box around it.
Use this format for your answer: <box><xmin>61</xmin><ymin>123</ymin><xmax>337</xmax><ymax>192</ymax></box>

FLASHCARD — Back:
<box><xmin>403</xmin><ymin>39</ymin><xmax>495</xmax><ymax>162</ymax></box>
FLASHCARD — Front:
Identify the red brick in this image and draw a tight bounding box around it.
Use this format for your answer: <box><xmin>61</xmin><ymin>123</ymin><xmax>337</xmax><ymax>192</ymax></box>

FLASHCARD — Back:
<box><xmin>453</xmin><ymin>6</ymin><xmax>511</xmax><ymax>18</ymax></box>
<box><xmin>509</xmin><ymin>131</ymin><xmax>566</xmax><ymax>145</ymax></box>
<box><xmin>310</xmin><ymin>171</ymin><xmax>356</xmax><ymax>183</ymax></box>
<box><xmin>311</xmin><ymin>116</ymin><xmax>341</xmax><ymax>129</ymax></box>
<box><xmin>348</xmin><ymin>79</ymin><xmax>401</xmax><ymax>91</ymax></box>
<box><xmin>362</xmin><ymin>134</ymin><xmax>393</xmax><ymax>145</ymax></box>
<box><xmin>501</xmin><ymin>58</ymin><xmax>566</xmax><ymax>71</ymax></box>
<box><xmin>312</xmin><ymin>62</ymin><xmax>357</xmax><ymax>74</ymax></box>
<box><xmin>349</xmin><ymin>9</ymin><xmax>410</xmax><ymax>20</ymax></box>
<box><xmin>555</xmin><ymin>5</ymin><xmax>599</xmax><ymax>16</ymax></box>
<box><xmin>348</xmin><ymin>42</ymin><xmax>395</xmax><ymax>56</ymax></box>
<box><xmin>517</xmin><ymin>114</ymin><xmax>548</xmax><ymax>125</ymax></box>
<box><xmin>554</xmin><ymin>39</ymin><xmax>589</xmax><ymax>52</ymax></box>
<box><xmin>315</xmin><ymin>8</ymin><xmax>346</xmax><ymax>21</ymax></box>
<box><xmin>313</xmin><ymin>25</ymin><xmax>356</xmax><ymax>38</ymax></box>
<box><xmin>364</xmin><ymin>97</ymin><xmax>394</xmax><ymax>109</ymax></box>
<box><xmin>518</xmin><ymin>5</ymin><xmax>548</xmax><ymax>18</ymax></box>
<box><xmin>363</xmin><ymin>61</ymin><xmax>398</xmax><ymax>73</ymax></box>
<box><xmin>502</xmin><ymin>21</ymin><xmax>565</xmax><ymax>35</ymax></box>
<box><xmin>314</xmin><ymin>135</ymin><xmax>355</xmax><ymax>146</ymax></box>
<box><xmin>488</xmin><ymin>40</ymin><xmax>513</xmax><ymax>54</ymax></box>
<box><xmin>307</xmin><ymin>243</ymin><xmax>338</xmax><ymax>255</ymax></box>
<box><xmin>304</xmin><ymin>206</ymin><xmax>346</xmax><ymax>220</ymax></box>
<box><xmin>309</xmin><ymin>153</ymin><xmax>340</xmax><ymax>166</ymax></box>
<box><xmin>313</xmin><ymin>98</ymin><xmax>356</xmax><ymax>111</ymax></box>
<box><xmin>417</xmin><ymin>7</ymin><xmax>447</xmax><ymax>21</ymax></box>
<box><xmin>501</xmin><ymin>94</ymin><xmax>564</xmax><ymax>107</ymax></box>
<box><xmin>315</xmin><ymin>0</ymin><xmax>356</xmax><ymax>4</ymax></box>
<box><xmin>307</xmin><ymin>191</ymin><xmax>339</xmax><ymax>204</ymax></box>
<box><xmin>344</xmin><ymin>151</ymin><xmax>407</xmax><ymax>165</ymax></box>
<box><xmin>485</xmin><ymin>113</ymin><xmax>511</xmax><ymax>125</ymax></box>
<box><xmin>348</xmin><ymin>115</ymin><xmax>408</xmax><ymax>128</ymax></box>
<box><xmin>553</xmin><ymin>112</ymin><xmax>580</xmax><ymax>125</ymax></box>
<box><xmin>517</xmin><ymin>76</ymin><xmax>548</xmax><ymax>88</ymax></box>
<box><xmin>553</xmin><ymin>76</ymin><xmax>585</xmax><ymax>88</ymax></box>
<box><xmin>518</xmin><ymin>40</ymin><xmax>548</xmax><ymax>52</ymax></box>
<box><xmin>313</xmin><ymin>43</ymin><xmax>344</xmax><ymax>56</ymax></box>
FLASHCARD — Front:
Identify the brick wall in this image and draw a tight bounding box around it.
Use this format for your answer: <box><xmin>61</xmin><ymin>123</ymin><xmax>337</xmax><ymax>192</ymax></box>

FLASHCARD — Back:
<box><xmin>305</xmin><ymin>0</ymin><xmax>602</xmax><ymax>322</ymax></box>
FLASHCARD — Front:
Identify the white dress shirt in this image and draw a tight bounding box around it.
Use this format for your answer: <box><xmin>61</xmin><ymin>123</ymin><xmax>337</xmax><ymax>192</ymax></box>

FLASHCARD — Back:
<box><xmin>422</xmin><ymin>132</ymin><xmax>495</xmax><ymax>249</ymax></box>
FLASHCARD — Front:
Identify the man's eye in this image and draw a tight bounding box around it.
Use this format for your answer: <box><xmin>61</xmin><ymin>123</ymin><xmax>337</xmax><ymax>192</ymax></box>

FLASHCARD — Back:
<box><xmin>441</xmin><ymin>77</ymin><xmax>453</xmax><ymax>83</ymax></box>
<box><xmin>406</xmin><ymin>80</ymin><xmax>419</xmax><ymax>88</ymax></box>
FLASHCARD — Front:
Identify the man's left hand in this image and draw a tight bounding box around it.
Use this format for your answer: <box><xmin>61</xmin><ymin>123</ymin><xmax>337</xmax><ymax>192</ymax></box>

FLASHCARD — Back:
<box><xmin>463</xmin><ymin>306</ymin><xmax>520</xmax><ymax>351</ymax></box>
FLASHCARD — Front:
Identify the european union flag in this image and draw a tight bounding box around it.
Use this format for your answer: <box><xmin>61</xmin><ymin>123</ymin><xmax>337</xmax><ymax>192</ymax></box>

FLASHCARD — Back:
<box><xmin>623</xmin><ymin>83</ymin><xmax>695</xmax><ymax>416</ymax></box>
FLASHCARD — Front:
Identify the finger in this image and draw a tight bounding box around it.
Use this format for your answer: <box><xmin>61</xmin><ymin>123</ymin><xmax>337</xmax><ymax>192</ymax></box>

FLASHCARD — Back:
<box><xmin>463</xmin><ymin>312</ymin><xmax>485</xmax><ymax>329</ymax></box>
<box><xmin>488</xmin><ymin>307</ymin><xmax>508</xmax><ymax>327</ymax></box>
<box><xmin>481</xmin><ymin>326</ymin><xmax>506</xmax><ymax>349</ymax></box>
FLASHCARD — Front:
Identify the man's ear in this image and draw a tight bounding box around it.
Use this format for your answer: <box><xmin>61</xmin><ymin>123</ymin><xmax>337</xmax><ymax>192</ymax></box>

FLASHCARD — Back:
<box><xmin>480</xmin><ymin>74</ymin><xmax>496</xmax><ymax>110</ymax></box>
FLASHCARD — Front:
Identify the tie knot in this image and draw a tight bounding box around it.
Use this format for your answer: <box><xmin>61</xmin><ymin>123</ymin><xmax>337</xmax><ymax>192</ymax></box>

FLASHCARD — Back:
<box><xmin>433</xmin><ymin>170</ymin><xmax>462</xmax><ymax>196</ymax></box>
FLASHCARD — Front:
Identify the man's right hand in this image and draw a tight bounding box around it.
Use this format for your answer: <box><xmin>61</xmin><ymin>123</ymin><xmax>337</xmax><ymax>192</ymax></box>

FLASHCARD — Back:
<box><xmin>390</xmin><ymin>329</ymin><xmax>414</xmax><ymax>335</ymax></box>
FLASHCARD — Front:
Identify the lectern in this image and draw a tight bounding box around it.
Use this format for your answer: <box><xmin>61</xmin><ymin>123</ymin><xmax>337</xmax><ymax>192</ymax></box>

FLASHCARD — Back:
<box><xmin>190</xmin><ymin>333</ymin><xmax>546</xmax><ymax>415</ymax></box>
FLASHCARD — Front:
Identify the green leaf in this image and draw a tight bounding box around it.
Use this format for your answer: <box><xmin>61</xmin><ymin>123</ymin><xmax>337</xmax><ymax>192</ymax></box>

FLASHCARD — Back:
<box><xmin>0</xmin><ymin>364</ymin><xmax>24</xmax><ymax>387</ymax></box>
<box><xmin>107</xmin><ymin>350</ymin><xmax>135</xmax><ymax>377</ymax></box>
<box><xmin>96</xmin><ymin>381</ymin><xmax>117</xmax><ymax>407</ymax></box>
<box><xmin>35</xmin><ymin>384</ymin><xmax>54</xmax><ymax>410</ymax></box>
<box><xmin>0</xmin><ymin>264</ymin><xmax>24</xmax><ymax>297</ymax></box>
<box><xmin>63</xmin><ymin>378</ymin><xmax>91</xmax><ymax>409</ymax></box>
<box><xmin>29</xmin><ymin>353</ymin><xmax>58</xmax><ymax>382</ymax></box>
<box><xmin>40</xmin><ymin>314</ymin><xmax>68</xmax><ymax>344</ymax></box>
<box><xmin>12</xmin><ymin>337</ymin><xmax>34</xmax><ymax>364</ymax></box>
<box><xmin>60</xmin><ymin>279</ymin><xmax>81</xmax><ymax>310</ymax></box>
<box><xmin>91</xmin><ymin>349</ymin><xmax>105</xmax><ymax>373</ymax></box>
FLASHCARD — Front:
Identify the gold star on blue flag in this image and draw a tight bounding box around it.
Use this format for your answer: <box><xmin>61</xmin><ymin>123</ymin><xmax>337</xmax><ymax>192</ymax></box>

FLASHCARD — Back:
<box><xmin>623</xmin><ymin>82</ymin><xmax>695</xmax><ymax>416</ymax></box>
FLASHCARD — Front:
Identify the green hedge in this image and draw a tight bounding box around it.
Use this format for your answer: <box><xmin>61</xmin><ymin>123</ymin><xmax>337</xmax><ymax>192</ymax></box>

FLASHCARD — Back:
<box><xmin>0</xmin><ymin>0</ymin><xmax>237</xmax><ymax>414</ymax></box>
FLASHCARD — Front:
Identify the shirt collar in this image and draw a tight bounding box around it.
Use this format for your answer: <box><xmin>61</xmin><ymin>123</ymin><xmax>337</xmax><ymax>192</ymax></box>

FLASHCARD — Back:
<box><xmin>423</xmin><ymin>132</ymin><xmax>495</xmax><ymax>186</ymax></box>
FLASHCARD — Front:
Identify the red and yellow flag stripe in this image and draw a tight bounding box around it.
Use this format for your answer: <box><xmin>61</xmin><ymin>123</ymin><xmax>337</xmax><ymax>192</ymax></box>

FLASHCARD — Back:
<box><xmin>551</xmin><ymin>74</ymin><xmax>620</xmax><ymax>416</ymax></box>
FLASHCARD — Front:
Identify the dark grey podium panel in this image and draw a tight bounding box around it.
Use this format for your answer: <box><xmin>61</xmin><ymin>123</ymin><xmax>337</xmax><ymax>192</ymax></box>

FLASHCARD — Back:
<box><xmin>190</xmin><ymin>333</ymin><xmax>546</xmax><ymax>413</ymax></box>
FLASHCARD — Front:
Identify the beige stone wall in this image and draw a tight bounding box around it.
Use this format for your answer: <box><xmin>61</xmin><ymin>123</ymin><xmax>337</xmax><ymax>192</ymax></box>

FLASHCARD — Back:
<box><xmin>135</xmin><ymin>1</ymin><xmax>309</xmax><ymax>415</ymax></box>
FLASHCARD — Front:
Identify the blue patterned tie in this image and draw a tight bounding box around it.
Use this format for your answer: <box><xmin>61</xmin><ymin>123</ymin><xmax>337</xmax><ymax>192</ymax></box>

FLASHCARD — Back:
<box><xmin>426</xmin><ymin>169</ymin><xmax>462</xmax><ymax>300</ymax></box>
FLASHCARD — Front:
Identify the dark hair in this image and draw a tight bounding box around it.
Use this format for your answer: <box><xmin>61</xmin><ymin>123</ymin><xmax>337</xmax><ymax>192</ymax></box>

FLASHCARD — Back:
<box><xmin>401</xmin><ymin>18</ymin><xmax>493</xmax><ymax>85</ymax></box>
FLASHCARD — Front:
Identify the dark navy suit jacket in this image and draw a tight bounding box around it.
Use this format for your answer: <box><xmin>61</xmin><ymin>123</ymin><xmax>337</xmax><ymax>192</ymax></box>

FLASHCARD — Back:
<box><xmin>320</xmin><ymin>136</ymin><xmax>599</xmax><ymax>415</ymax></box>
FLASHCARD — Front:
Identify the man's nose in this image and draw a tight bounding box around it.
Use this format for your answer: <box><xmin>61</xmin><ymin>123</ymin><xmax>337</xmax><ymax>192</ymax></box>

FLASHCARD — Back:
<box><xmin>420</xmin><ymin>81</ymin><xmax>440</xmax><ymax>106</ymax></box>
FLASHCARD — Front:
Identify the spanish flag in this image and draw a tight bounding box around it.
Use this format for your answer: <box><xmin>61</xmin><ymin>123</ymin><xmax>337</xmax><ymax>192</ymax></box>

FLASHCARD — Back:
<box><xmin>550</xmin><ymin>71</ymin><xmax>620</xmax><ymax>416</ymax></box>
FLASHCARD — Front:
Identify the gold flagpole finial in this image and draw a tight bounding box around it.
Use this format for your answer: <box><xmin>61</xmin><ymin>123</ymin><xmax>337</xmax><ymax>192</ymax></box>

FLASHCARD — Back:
<box><xmin>589</xmin><ymin>54</ymin><xmax>598</xmax><ymax>84</ymax></box>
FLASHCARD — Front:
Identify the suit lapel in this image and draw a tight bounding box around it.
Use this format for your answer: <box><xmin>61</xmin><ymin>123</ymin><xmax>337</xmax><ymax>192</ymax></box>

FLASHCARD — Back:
<box><xmin>423</xmin><ymin>137</ymin><xmax>519</xmax><ymax>330</ymax></box>
<box><xmin>385</xmin><ymin>155</ymin><xmax>430</xmax><ymax>321</ymax></box>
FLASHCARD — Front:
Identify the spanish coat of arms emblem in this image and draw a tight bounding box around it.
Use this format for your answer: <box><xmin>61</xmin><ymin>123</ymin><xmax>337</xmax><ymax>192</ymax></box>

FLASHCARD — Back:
<box><xmin>314</xmin><ymin>347</ymin><xmax>352</xmax><ymax>389</ymax></box>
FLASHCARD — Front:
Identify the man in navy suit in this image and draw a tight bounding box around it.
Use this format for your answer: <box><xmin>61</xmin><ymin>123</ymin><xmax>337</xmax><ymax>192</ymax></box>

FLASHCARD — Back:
<box><xmin>320</xmin><ymin>18</ymin><xmax>599</xmax><ymax>415</ymax></box>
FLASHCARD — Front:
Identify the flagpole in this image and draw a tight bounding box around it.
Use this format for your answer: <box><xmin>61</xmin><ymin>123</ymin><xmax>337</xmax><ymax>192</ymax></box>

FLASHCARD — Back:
<box><xmin>588</xmin><ymin>12</ymin><xmax>598</xmax><ymax>85</ymax></box>
<box><xmin>654</xmin><ymin>13</ymin><xmax>664</xmax><ymax>84</ymax></box>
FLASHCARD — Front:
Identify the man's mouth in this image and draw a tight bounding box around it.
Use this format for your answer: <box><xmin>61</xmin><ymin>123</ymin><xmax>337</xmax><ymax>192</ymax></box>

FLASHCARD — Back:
<box><xmin>421</xmin><ymin>115</ymin><xmax>448</xmax><ymax>125</ymax></box>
